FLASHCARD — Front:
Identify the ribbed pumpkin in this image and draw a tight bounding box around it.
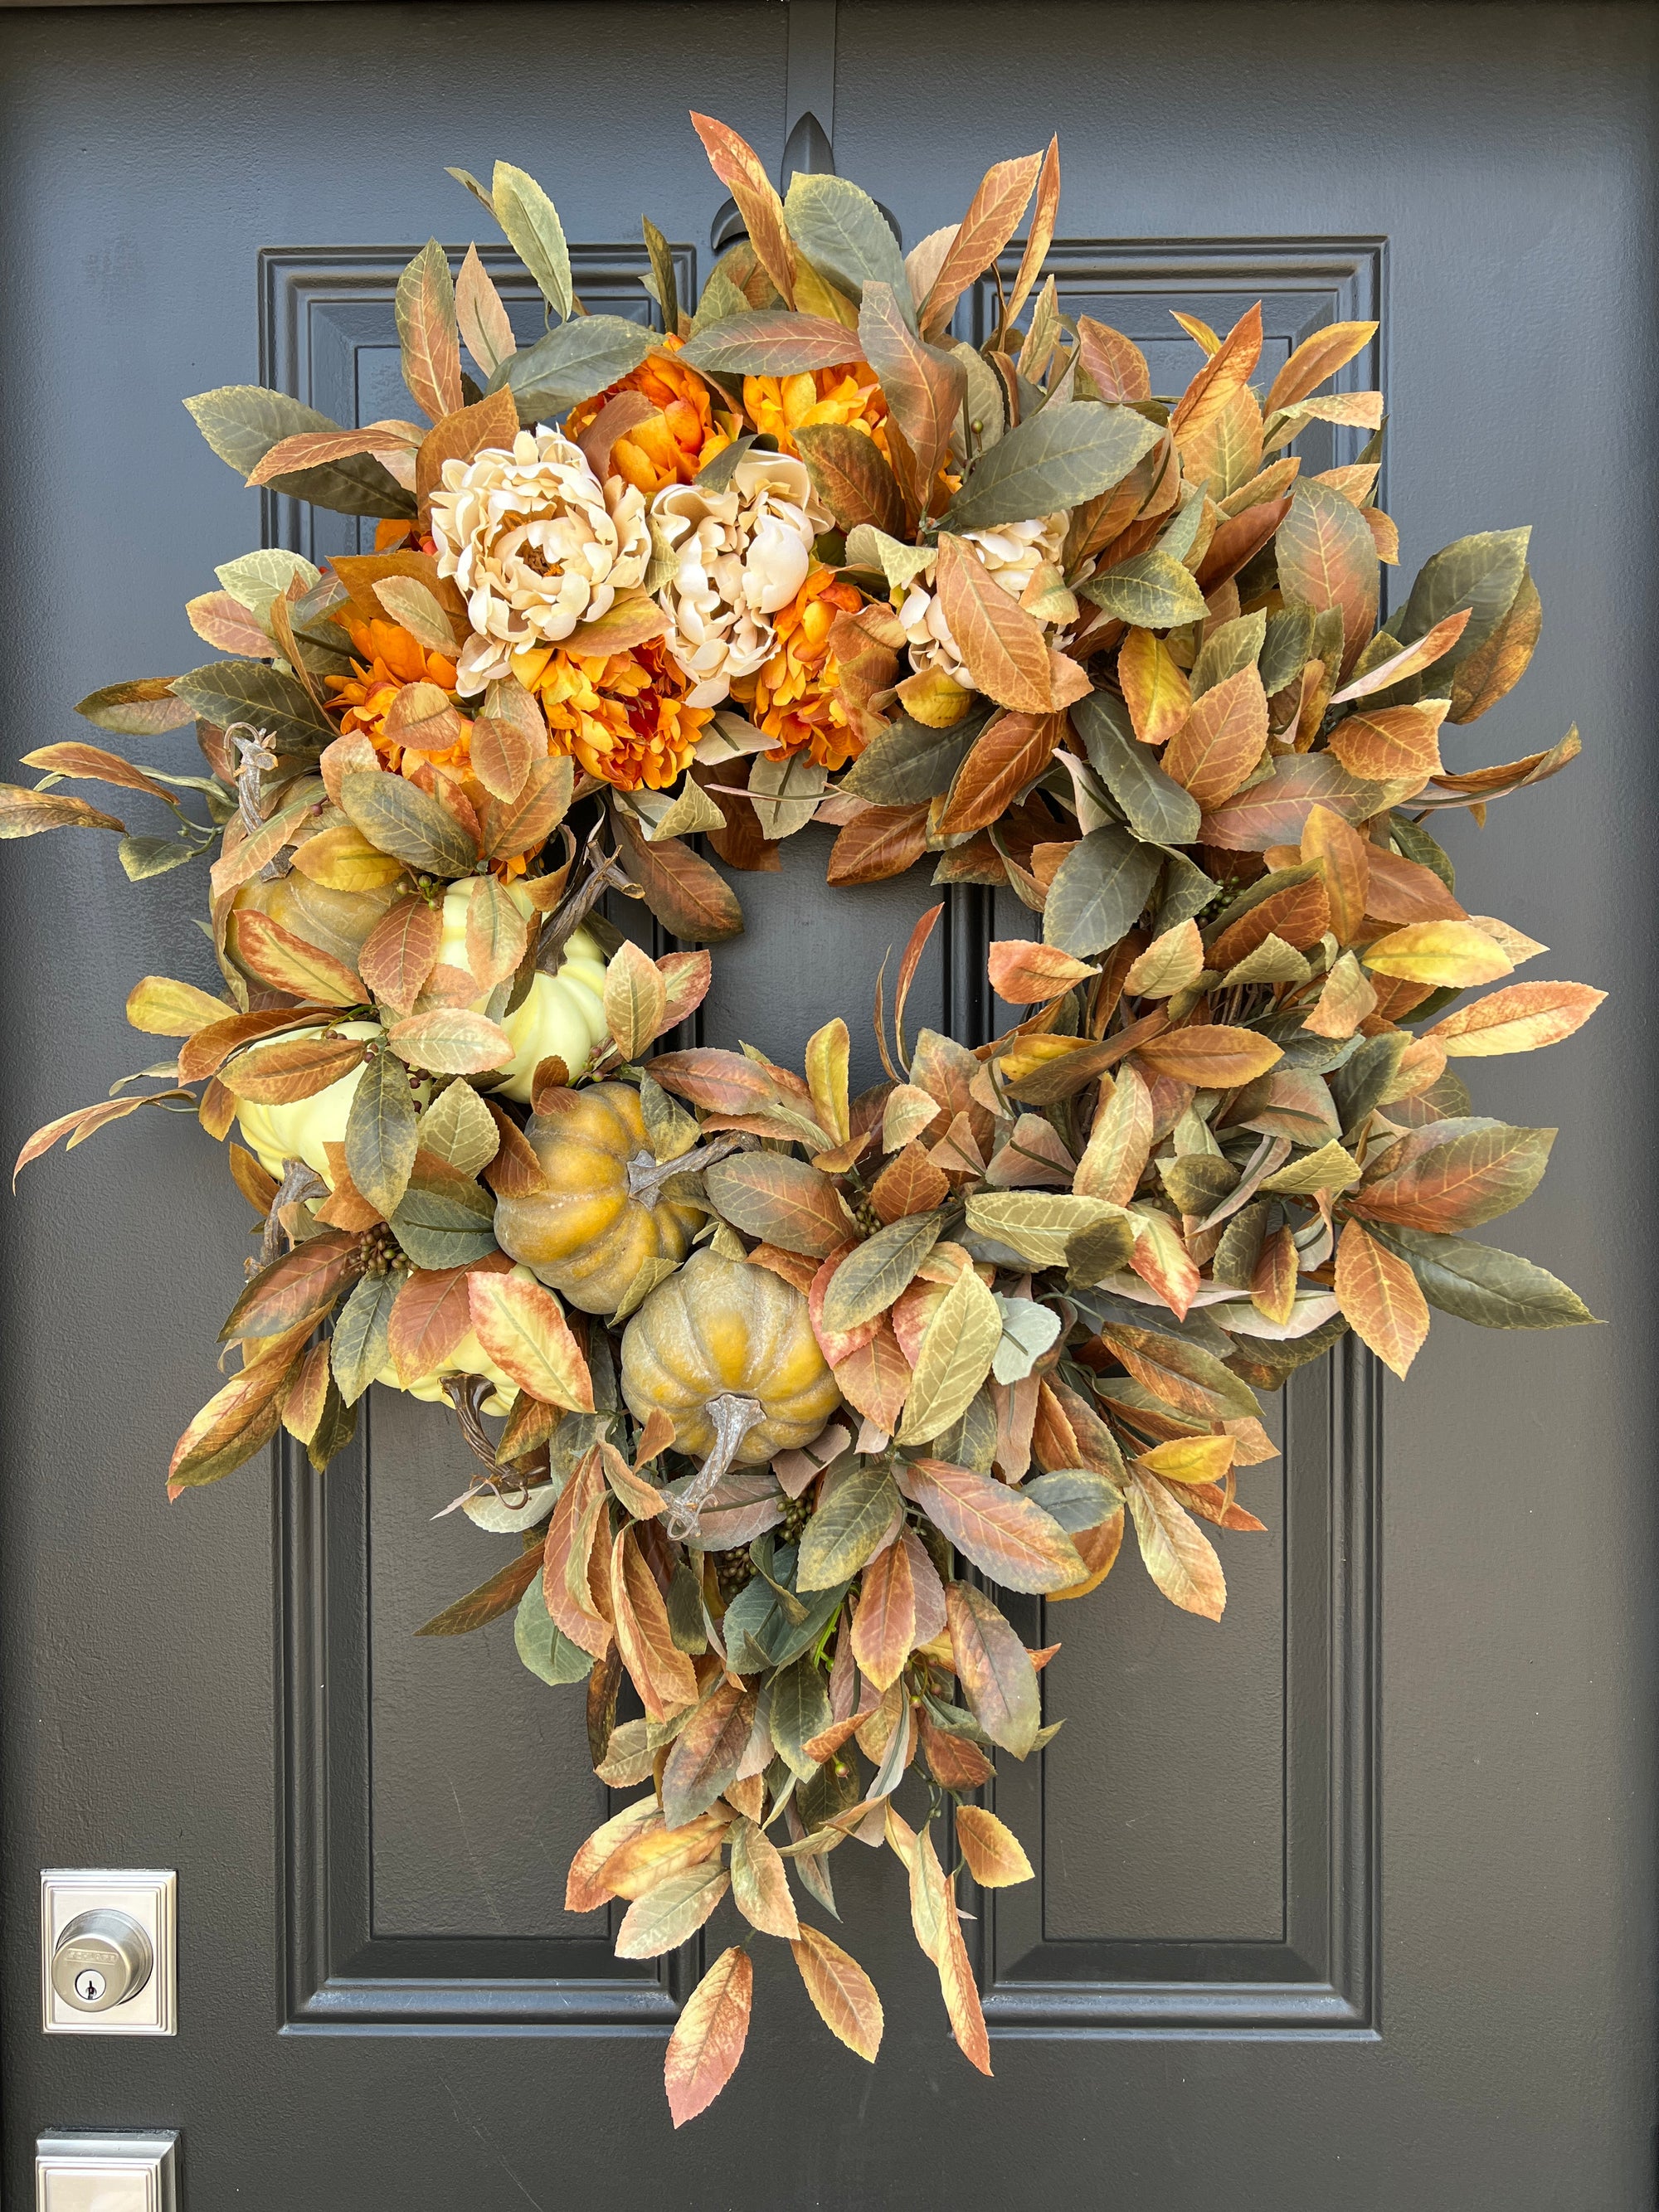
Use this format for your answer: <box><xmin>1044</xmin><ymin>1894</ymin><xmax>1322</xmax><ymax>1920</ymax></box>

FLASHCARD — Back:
<box><xmin>493</xmin><ymin>1081</ymin><xmax>703</xmax><ymax>1315</ymax></box>
<box><xmin>620</xmin><ymin>1248</ymin><xmax>841</xmax><ymax>1466</ymax></box>
<box><xmin>434</xmin><ymin>882</ymin><xmax>610</xmax><ymax>1105</ymax></box>
<box><xmin>230</xmin><ymin>869</ymin><xmax>403</xmax><ymax>980</ymax></box>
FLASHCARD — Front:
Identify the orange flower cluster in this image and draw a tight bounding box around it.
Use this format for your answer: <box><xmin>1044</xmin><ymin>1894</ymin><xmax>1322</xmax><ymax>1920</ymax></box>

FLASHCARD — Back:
<box><xmin>734</xmin><ymin>570</ymin><xmax>867</xmax><ymax>771</ymax></box>
<box><xmin>563</xmin><ymin>336</ymin><xmax>736</xmax><ymax>498</ymax></box>
<box><xmin>742</xmin><ymin>362</ymin><xmax>893</xmax><ymax>465</ymax></box>
<box><xmin>326</xmin><ymin>618</ymin><xmax>469</xmax><ymax>774</ymax></box>
<box><xmin>528</xmin><ymin>637</ymin><xmax>713</xmax><ymax>792</ymax></box>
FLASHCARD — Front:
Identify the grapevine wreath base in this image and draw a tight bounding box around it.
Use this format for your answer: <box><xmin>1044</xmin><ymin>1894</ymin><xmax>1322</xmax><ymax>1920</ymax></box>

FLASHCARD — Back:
<box><xmin>7</xmin><ymin>117</ymin><xmax>1603</xmax><ymax>2121</ymax></box>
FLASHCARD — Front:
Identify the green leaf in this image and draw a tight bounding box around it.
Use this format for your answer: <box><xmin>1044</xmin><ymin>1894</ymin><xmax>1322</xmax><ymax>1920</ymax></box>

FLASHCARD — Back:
<box><xmin>897</xmin><ymin>1264</ymin><xmax>1005</xmax><ymax>1446</ymax></box>
<box><xmin>170</xmin><ymin>660</ymin><xmax>334</xmax><ymax>755</ymax></box>
<box><xmin>820</xmin><ymin>1212</ymin><xmax>947</xmax><ymax>1334</ymax></box>
<box><xmin>1394</xmin><ymin>527</ymin><xmax>1530</xmax><ymax>673</ymax></box>
<box><xmin>329</xmin><ymin>1271</ymin><xmax>397</xmax><ymax>1406</ymax></box>
<box><xmin>1079</xmin><ymin>549</ymin><xmax>1209</xmax><ymax>628</ymax></box>
<box><xmin>795</xmin><ymin>1461</ymin><xmax>902</xmax><ymax>1592</ymax></box>
<box><xmin>491</xmin><ymin>161</ymin><xmax>572</xmax><ymax>319</ymax></box>
<box><xmin>1258</xmin><ymin>606</ymin><xmax>1314</xmax><ymax>697</ymax></box>
<box><xmin>119</xmin><ymin>834</ymin><xmax>198</xmax><ymax>881</ymax></box>
<box><xmin>642</xmin><ymin>215</ymin><xmax>679</xmax><ymax>336</ymax></box>
<box><xmin>768</xmin><ymin>1653</ymin><xmax>834</xmax><ymax>1778</ymax></box>
<box><xmin>1191</xmin><ymin>610</ymin><xmax>1267</xmax><ymax>699</ymax></box>
<box><xmin>75</xmin><ymin>678</ymin><xmax>196</xmax><ymax>736</ymax></box>
<box><xmin>1022</xmin><ymin>1468</ymin><xmax>1120</xmax><ymax>1532</ymax></box>
<box><xmin>215</xmin><ymin>550</ymin><xmax>323</xmax><ymax>622</ymax></box>
<box><xmin>344</xmin><ymin>1048</ymin><xmax>420</xmax><ymax>1218</ymax></box>
<box><xmin>944</xmin><ymin>401</ymin><xmax>1161</xmax><ymax>534</ymax></box>
<box><xmin>1070</xmin><ymin>690</ymin><xmax>1201</xmax><ymax>845</ymax></box>
<box><xmin>783</xmin><ymin>173</ymin><xmax>913</xmax><ymax>324</ymax></box>
<box><xmin>515</xmin><ymin>1573</ymin><xmax>600</xmax><ymax>1685</ymax></box>
<box><xmin>389</xmin><ymin>1161</ymin><xmax>497</xmax><ymax>1269</ymax></box>
<box><xmin>966</xmin><ymin>1190</ymin><xmax>1131</xmax><ymax>1270</ymax></box>
<box><xmin>839</xmin><ymin>706</ymin><xmax>992</xmax><ymax>806</ymax></box>
<box><xmin>183</xmin><ymin>386</ymin><xmax>415</xmax><ymax>517</ymax></box>
<box><xmin>489</xmin><ymin>316</ymin><xmax>655</xmax><ymax>422</ymax></box>
<box><xmin>679</xmin><ymin>311</ymin><xmax>866</xmax><ymax>377</ymax></box>
<box><xmin>339</xmin><ymin>771</ymin><xmax>479</xmax><ymax>878</ymax></box>
<box><xmin>1371</xmin><ymin>1223</ymin><xmax>1597</xmax><ymax>1329</ymax></box>
<box><xmin>1042</xmin><ymin>824</ymin><xmax>1163</xmax><ymax>957</ymax></box>
<box><xmin>307</xmin><ymin>1375</ymin><xmax>359</xmax><ymax>1472</ymax></box>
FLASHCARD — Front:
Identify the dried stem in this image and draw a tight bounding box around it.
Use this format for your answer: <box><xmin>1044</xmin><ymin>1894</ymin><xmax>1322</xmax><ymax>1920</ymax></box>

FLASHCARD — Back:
<box><xmin>625</xmin><ymin>1134</ymin><xmax>749</xmax><ymax>1209</ymax></box>
<box><xmin>664</xmin><ymin>1392</ymin><xmax>766</xmax><ymax>1542</ymax></box>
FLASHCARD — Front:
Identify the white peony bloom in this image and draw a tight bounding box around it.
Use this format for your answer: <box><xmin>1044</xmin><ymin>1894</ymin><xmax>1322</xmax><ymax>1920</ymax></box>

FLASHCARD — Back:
<box><xmin>650</xmin><ymin>451</ymin><xmax>830</xmax><ymax>707</ymax></box>
<box><xmin>431</xmin><ymin>428</ymin><xmax>650</xmax><ymax>693</ymax></box>
<box><xmin>895</xmin><ymin>513</ymin><xmax>1068</xmax><ymax>689</ymax></box>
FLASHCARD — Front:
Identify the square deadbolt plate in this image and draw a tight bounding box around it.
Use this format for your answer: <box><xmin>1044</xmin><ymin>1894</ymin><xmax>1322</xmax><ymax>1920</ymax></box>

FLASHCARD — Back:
<box><xmin>41</xmin><ymin>1871</ymin><xmax>176</xmax><ymax>2036</ymax></box>
<box><xmin>36</xmin><ymin>2132</ymin><xmax>178</xmax><ymax>2212</ymax></box>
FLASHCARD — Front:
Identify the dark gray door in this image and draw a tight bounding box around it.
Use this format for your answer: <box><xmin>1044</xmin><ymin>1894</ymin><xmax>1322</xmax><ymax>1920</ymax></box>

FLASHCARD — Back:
<box><xmin>3</xmin><ymin>3</ymin><xmax>1654</xmax><ymax>2205</ymax></box>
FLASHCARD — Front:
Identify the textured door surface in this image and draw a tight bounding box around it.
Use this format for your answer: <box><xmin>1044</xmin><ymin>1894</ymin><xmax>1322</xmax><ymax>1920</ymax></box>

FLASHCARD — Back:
<box><xmin>2</xmin><ymin>5</ymin><xmax>1655</xmax><ymax>2206</ymax></box>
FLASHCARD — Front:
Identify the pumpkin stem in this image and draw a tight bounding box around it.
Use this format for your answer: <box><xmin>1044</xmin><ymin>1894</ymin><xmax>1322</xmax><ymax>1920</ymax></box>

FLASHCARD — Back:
<box><xmin>664</xmin><ymin>1391</ymin><xmax>766</xmax><ymax>1541</ymax></box>
<box><xmin>625</xmin><ymin>1135</ymin><xmax>748</xmax><ymax>1210</ymax></box>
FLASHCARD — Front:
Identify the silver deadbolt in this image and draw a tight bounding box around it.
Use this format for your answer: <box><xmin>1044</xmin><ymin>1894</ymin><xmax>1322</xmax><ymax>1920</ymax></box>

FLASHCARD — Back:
<box><xmin>51</xmin><ymin>1910</ymin><xmax>153</xmax><ymax>2015</ymax></box>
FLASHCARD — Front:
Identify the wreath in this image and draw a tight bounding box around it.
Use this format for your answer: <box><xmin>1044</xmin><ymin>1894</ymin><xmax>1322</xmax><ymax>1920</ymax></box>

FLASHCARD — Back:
<box><xmin>8</xmin><ymin>117</ymin><xmax>1604</xmax><ymax>2123</ymax></box>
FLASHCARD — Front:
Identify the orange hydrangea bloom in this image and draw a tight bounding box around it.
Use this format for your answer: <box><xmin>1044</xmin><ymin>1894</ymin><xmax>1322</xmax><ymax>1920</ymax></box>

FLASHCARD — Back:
<box><xmin>527</xmin><ymin>636</ymin><xmax>712</xmax><ymax>792</ymax></box>
<box><xmin>563</xmin><ymin>335</ymin><xmax>737</xmax><ymax>498</ymax></box>
<box><xmin>732</xmin><ymin>570</ymin><xmax>867</xmax><ymax>771</ymax></box>
<box><xmin>742</xmin><ymin>363</ymin><xmax>893</xmax><ymax>466</ymax></box>
<box><xmin>326</xmin><ymin>618</ymin><xmax>471</xmax><ymax>775</ymax></box>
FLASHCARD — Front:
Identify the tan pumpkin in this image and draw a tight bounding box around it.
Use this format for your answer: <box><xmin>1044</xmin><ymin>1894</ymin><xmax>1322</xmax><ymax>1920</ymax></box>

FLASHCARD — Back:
<box><xmin>493</xmin><ymin>1082</ymin><xmax>704</xmax><ymax>1315</ymax></box>
<box><xmin>620</xmin><ymin>1248</ymin><xmax>842</xmax><ymax>1472</ymax></box>
<box><xmin>229</xmin><ymin>868</ymin><xmax>402</xmax><ymax>981</ymax></box>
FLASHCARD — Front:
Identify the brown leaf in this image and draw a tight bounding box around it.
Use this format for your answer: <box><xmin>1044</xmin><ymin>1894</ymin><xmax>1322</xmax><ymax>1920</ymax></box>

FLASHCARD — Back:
<box><xmin>1208</xmin><ymin>877</ymin><xmax>1330</xmax><ymax>973</ymax></box>
<box><xmin>936</xmin><ymin>536</ymin><xmax>1053</xmax><ymax>712</ymax></box>
<box><xmin>1076</xmin><ymin>317</ymin><xmax>1151</xmax><ymax>405</ymax></box>
<box><xmin>922</xmin><ymin>151</ymin><xmax>1043</xmax><ymax>336</ymax></box>
<box><xmin>219</xmin><ymin>1230</ymin><xmax>359</xmax><ymax>1342</ymax></box>
<box><xmin>216</xmin><ymin>1032</ymin><xmax>368</xmax><ymax>1104</ymax></box>
<box><xmin>1275</xmin><ymin>480</ymin><xmax>1379</xmax><ymax>678</ymax></box>
<box><xmin>1170</xmin><ymin>302</ymin><xmax>1262</xmax><ymax>451</ymax></box>
<box><xmin>414</xmin><ymin>1545</ymin><xmax>542</xmax><ymax>1636</ymax></box>
<box><xmin>415</xmin><ymin>386</ymin><xmax>519</xmax><ymax>511</ymax></box>
<box><xmin>1427</xmin><ymin>980</ymin><xmax>1605</xmax><ymax>1057</ymax></box>
<box><xmin>664</xmin><ymin>1946</ymin><xmax>753</xmax><ymax>2128</ymax></box>
<box><xmin>690</xmin><ymin>114</ymin><xmax>795</xmax><ymax>305</ymax></box>
<box><xmin>731</xmin><ymin>1816</ymin><xmax>800</xmax><ymax>1941</ymax></box>
<box><xmin>469</xmin><ymin>1271</ymin><xmax>593</xmax><ymax>1411</ymax></box>
<box><xmin>1326</xmin><ymin>699</ymin><xmax>1447</xmax><ymax>785</ymax></box>
<box><xmin>945</xmin><ymin>1580</ymin><xmax>1040</xmax><ymax>1755</ymax></box>
<box><xmin>357</xmin><ymin>897</ymin><xmax>443</xmax><ymax>1016</ymax></box>
<box><xmin>231</xmin><ymin>912</ymin><xmax>363</xmax><ymax>1006</ymax></box>
<box><xmin>1334</xmin><ymin>1219</ymin><xmax>1429</xmax><ymax>1379</ymax></box>
<box><xmin>386</xmin><ymin>1009</ymin><xmax>513</xmax><ymax>1076</ymax></box>
<box><xmin>611</xmin><ymin>1524</ymin><xmax>698</xmax><ymax>1721</ymax></box>
<box><xmin>1162</xmin><ymin>664</ymin><xmax>1268</xmax><ymax>811</ymax></box>
<box><xmin>245</xmin><ymin>420</ymin><xmax>420</xmax><ymax>488</ymax></box>
<box><xmin>826</xmin><ymin>802</ymin><xmax>930</xmax><ymax>886</ymax></box>
<box><xmin>646</xmin><ymin>1048</ymin><xmax>778</xmax><ymax>1116</ymax></box>
<box><xmin>455</xmin><ymin>243</ymin><xmax>515</xmax><ymax>378</ymax></box>
<box><xmin>662</xmin><ymin>1680</ymin><xmax>757</xmax><ymax>1829</ymax></box>
<box><xmin>611</xmin><ymin>809</ymin><xmax>744</xmax><ymax>941</ymax></box>
<box><xmin>1135</xmin><ymin>1025</ymin><xmax>1282</xmax><ymax>1087</ymax></box>
<box><xmin>937</xmin><ymin>712</ymin><xmax>1062</xmax><ymax>836</ymax></box>
<box><xmin>397</xmin><ymin>237</ymin><xmax>465</xmax><ymax>423</ymax></box>
<box><xmin>1002</xmin><ymin>134</ymin><xmax>1060</xmax><ymax>335</ymax></box>
<box><xmin>792</xmin><ymin>421</ymin><xmax>905</xmax><ymax>536</ymax></box>
<box><xmin>791</xmin><ymin>1925</ymin><xmax>883</xmax><ymax>2061</ymax></box>
<box><xmin>871</xmin><ymin>1142</ymin><xmax>951</xmax><ymax>1223</ymax></box>
<box><xmin>904</xmin><ymin>1459</ymin><xmax>1082</xmax><ymax>1594</ymax></box>
<box><xmin>388</xmin><ymin>1262</ymin><xmax>479</xmax><ymax>1383</ymax></box>
<box><xmin>857</xmin><ymin>283</ymin><xmax>964</xmax><ymax>513</ymax></box>
<box><xmin>937</xmin><ymin>1873</ymin><xmax>993</xmax><ymax>2076</ymax></box>
<box><xmin>1300</xmin><ymin>805</ymin><xmax>1370</xmax><ymax>943</ymax></box>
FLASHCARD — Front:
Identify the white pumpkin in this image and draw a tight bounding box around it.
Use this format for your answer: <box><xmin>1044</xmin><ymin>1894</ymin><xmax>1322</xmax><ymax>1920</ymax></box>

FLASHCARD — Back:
<box><xmin>435</xmin><ymin>886</ymin><xmax>610</xmax><ymax>1105</ymax></box>
<box><xmin>234</xmin><ymin>921</ymin><xmax>611</xmax><ymax>1178</ymax></box>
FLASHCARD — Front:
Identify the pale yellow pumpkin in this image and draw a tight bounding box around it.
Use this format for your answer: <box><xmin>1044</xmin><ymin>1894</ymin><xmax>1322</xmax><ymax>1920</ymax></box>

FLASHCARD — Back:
<box><xmin>435</xmin><ymin>882</ymin><xmax>610</xmax><ymax>1105</ymax></box>
<box><xmin>494</xmin><ymin>1081</ymin><xmax>703</xmax><ymax>1315</ymax></box>
<box><xmin>235</xmin><ymin>1021</ymin><xmax>391</xmax><ymax>1182</ymax></box>
<box><xmin>620</xmin><ymin>1249</ymin><xmax>841</xmax><ymax>1466</ymax></box>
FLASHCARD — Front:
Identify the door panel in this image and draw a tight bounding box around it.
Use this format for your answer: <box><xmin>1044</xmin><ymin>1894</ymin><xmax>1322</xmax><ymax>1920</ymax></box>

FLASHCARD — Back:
<box><xmin>2</xmin><ymin>5</ymin><xmax>1654</xmax><ymax>2206</ymax></box>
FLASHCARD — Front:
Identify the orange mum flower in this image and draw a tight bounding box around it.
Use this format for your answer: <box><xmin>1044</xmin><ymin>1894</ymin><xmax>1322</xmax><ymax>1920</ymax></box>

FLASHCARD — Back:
<box><xmin>325</xmin><ymin>618</ymin><xmax>471</xmax><ymax>775</ymax></box>
<box><xmin>742</xmin><ymin>363</ymin><xmax>893</xmax><ymax>466</ymax></box>
<box><xmin>563</xmin><ymin>335</ymin><xmax>737</xmax><ymax>499</ymax></box>
<box><xmin>733</xmin><ymin>570</ymin><xmax>867</xmax><ymax>771</ymax></box>
<box><xmin>527</xmin><ymin>636</ymin><xmax>712</xmax><ymax>793</ymax></box>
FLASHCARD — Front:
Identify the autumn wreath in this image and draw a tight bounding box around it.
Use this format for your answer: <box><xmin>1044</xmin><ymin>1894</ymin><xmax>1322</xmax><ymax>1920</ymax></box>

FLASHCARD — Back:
<box><xmin>9</xmin><ymin>118</ymin><xmax>1604</xmax><ymax>2122</ymax></box>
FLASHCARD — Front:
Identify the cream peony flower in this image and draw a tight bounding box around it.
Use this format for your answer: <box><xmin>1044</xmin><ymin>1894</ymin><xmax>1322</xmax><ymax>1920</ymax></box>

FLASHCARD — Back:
<box><xmin>650</xmin><ymin>451</ymin><xmax>830</xmax><ymax>707</ymax></box>
<box><xmin>895</xmin><ymin>514</ymin><xmax>1068</xmax><ymax>689</ymax></box>
<box><xmin>431</xmin><ymin>429</ymin><xmax>650</xmax><ymax>693</ymax></box>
